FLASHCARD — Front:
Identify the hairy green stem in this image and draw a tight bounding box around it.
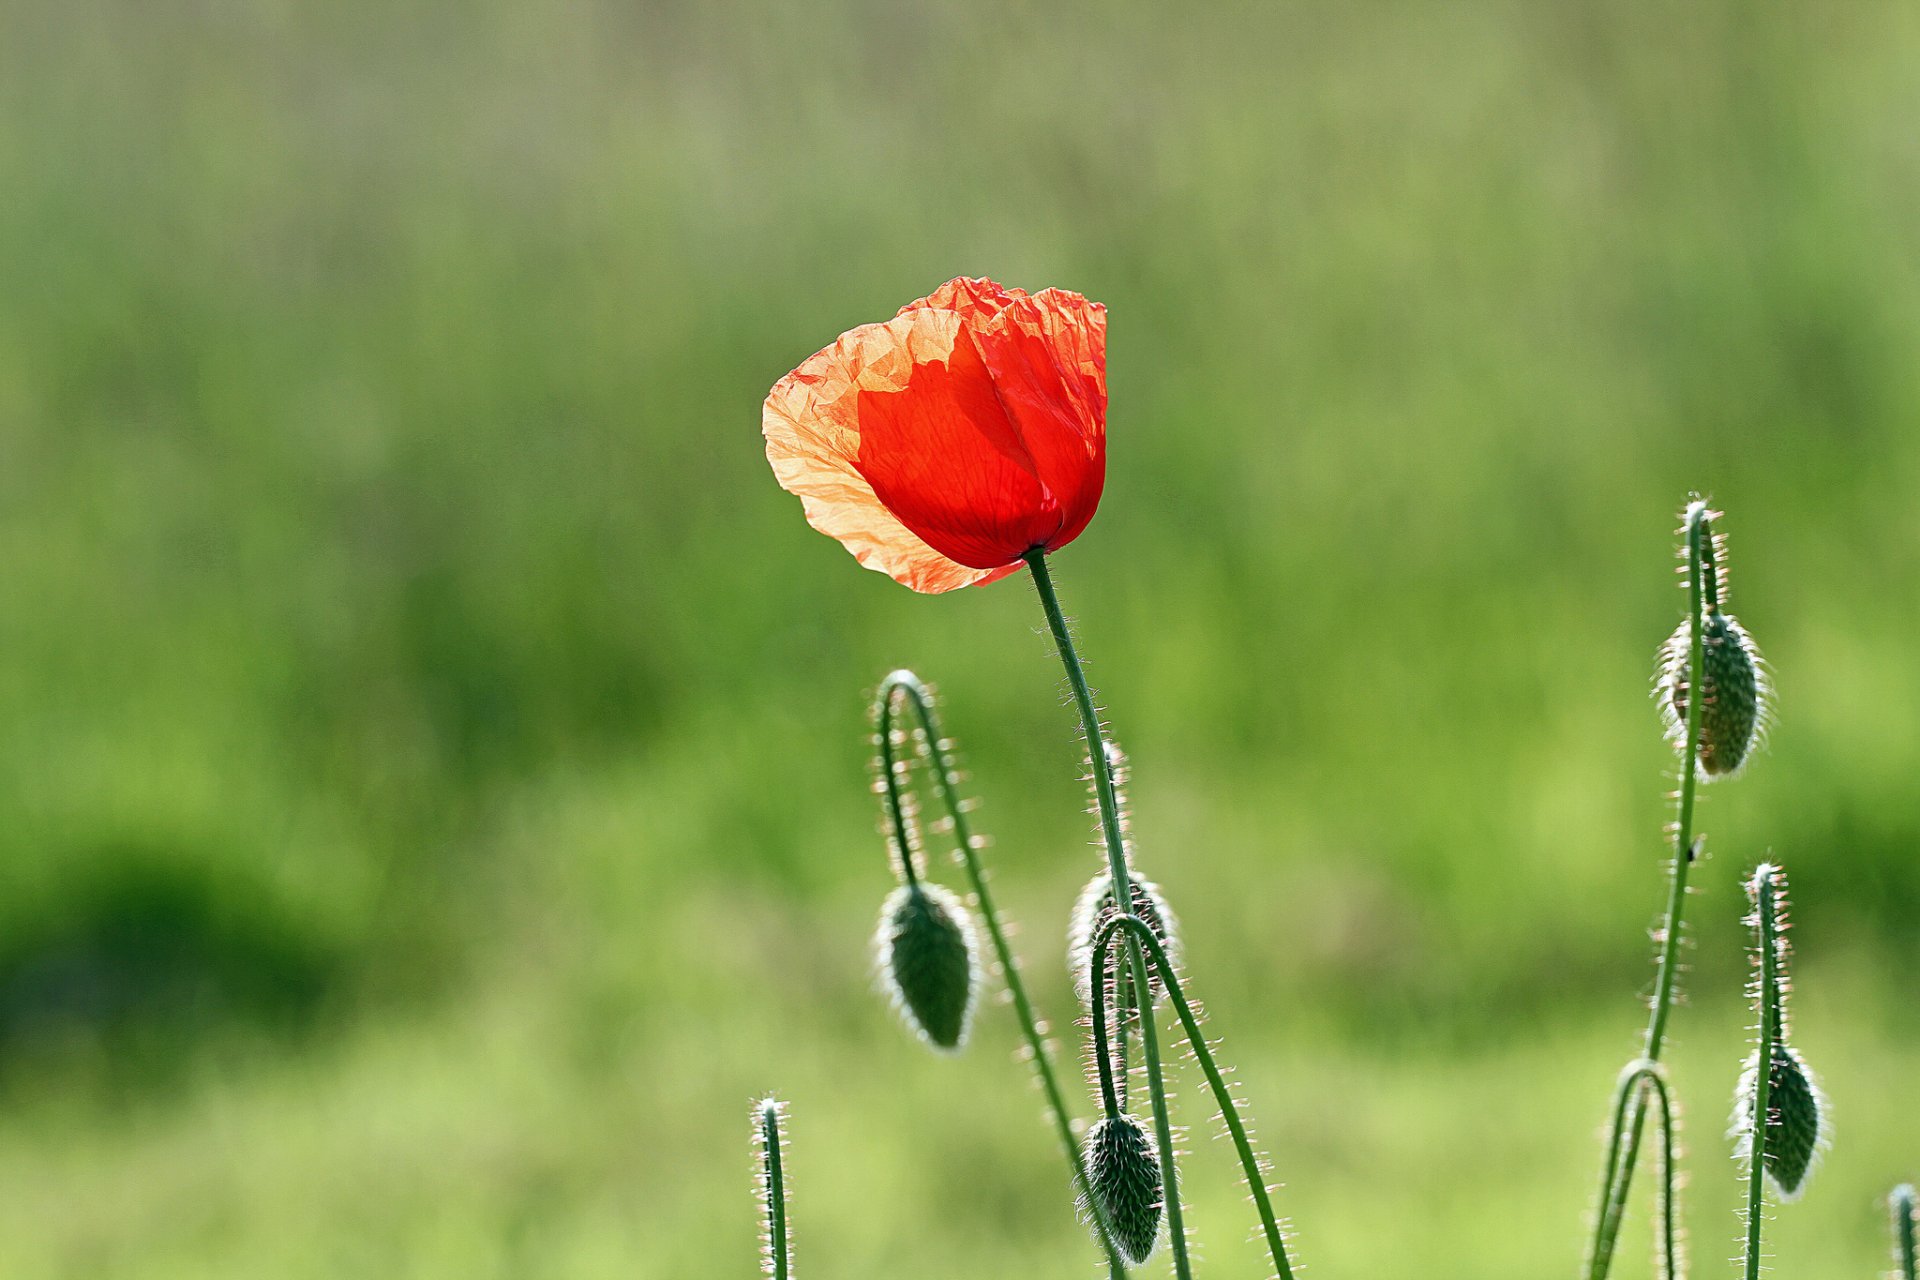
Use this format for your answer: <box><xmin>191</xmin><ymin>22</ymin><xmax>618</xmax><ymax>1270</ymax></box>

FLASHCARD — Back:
<box><xmin>1893</xmin><ymin>1184</ymin><xmax>1917</xmax><ymax>1280</ymax></box>
<box><xmin>757</xmin><ymin>1102</ymin><xmax>790</xmax><ymax>1280</ymax></box>
<box><xmin>875</xmin><ymin>672</ymin><xmax>1127</xmax><ymax>1278</ymax></box>
<box><xmin>1587</xmin><ymin>504</ymin><xmax>1715</xmax><ymax>1280</ymax></box>
<box><xmin>1093</xmin><ymin>915</ymin><xmax>1300</xmax><ymax>1280</ymax></box>
<box><xmin>1590</xmin><ymin>1062</ymin><xmax>1682</xmax><ymax>1280</ymax></box>
<box><xmin>1026</xmin><ymin>550</ymin><xmax>1192</xmax><ymax>1280</ymax></box>
<box><xmin>1743</xmin><ymin>872</ymin><xmax>1782</xmax><ymax>1280</ymax></box>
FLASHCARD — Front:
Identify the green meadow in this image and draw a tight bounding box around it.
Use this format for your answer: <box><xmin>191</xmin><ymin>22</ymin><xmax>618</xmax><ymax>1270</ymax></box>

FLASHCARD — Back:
<box><xmin>3</xmin><ymin>0</ymin><xmax>1917</xmax><ymax>1275</ymax></box>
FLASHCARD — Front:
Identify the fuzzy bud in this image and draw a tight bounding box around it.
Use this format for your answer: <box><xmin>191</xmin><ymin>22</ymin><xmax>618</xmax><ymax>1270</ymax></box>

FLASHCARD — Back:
<box><xmin>1661</xmin><ymin>610</ymin><xmax>1768</xmax><ymax>777</ymax></box>
<box><xmin>1069</xmin><ymin>870</ymin><xmax>1180</xmax><ymax>1018</ymax></box>
<box><xmin>876</xmin><ymin>883</ymin><xmax>979</xmax><ymax>1052</ymax></box>
<box><xmin>1080</xmin><ymin>1114</ymin><xmax>1163</xmax><ymax>1264</ymax></box>
<box><xmin>1733</xmin><ymin>864</ymin><xmax>1828</xmax><ymax>1200</ymax></box>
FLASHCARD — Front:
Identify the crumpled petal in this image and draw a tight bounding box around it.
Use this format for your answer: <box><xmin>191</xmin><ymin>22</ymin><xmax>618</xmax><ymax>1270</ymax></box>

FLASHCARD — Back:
<box><xmin>764</xmin><ymin>276</ymin><xmax>1106</xmax><ymax>591</ymax></box>
<box><xmin>764</xmin><ymin>312</ymin><xmax>1005</xmax><ymax>593</ymax></box>
<box><xmin>897</xmin><ymin>277</ymin><xmax>1029</xmax><ymax>326</ymax></box>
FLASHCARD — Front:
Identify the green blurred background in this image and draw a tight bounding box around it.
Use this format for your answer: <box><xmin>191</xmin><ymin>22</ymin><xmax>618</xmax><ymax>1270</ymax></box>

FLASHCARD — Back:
<box><xmin>3</xmin><ymin>0</ymin><xmax>1917</xmax><ymax>1275</ymax></box>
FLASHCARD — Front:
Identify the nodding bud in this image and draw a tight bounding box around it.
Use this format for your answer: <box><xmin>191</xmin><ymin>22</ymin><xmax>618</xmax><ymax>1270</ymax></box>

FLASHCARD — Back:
<box><xmin>876</xmin><ymin>883</ymin><xmax>980</xmax><ymax>1052</ymax></box>
<box><xmin>1734</xmin><ymin>1043</ymin><xmax>1828</xmax><ymax>1201</ymax></box>
<box><xmin>1069</xmin><ymin>870</ymin><xmax>1180</xmax><ymax>1018</ymax></box>
<box><xmin>1661</xmin><ymin>610</ymin><xmax>1769</xmax><ymax>778</ymax></box>
<box><xmin>1767</xmin><ymin>1044</ymin><xmax>1825</xmax><ymax>1199</ymax></box>
<box><xmin>1080</xmin><ymin>1114</ymin><xmax>1163</xmax><ymax>1265</ymax></box>
<box><xmin>1734</xmin><ymin>864</ymin><xmax>1828</xmax><ymax>1200</ymax></box>
<box><xmin>1658</xmin><ymin>504</ymin><xmax>1771</xmax><ymax>780</ymax></box>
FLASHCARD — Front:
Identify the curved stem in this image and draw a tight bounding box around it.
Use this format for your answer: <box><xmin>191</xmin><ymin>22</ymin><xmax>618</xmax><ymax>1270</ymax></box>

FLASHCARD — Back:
<box><xmin>1088</xmin><ymin>944</ymin><xmax>1125</xmax><ymax>1122</ymax></box>
<box><xmin>1026</xmin><ymin>551</ymin><xmax>1191</xmax><ymax>1280</ymax></box>
<box><xmin>1590</xmin><ymin>1062</ymin><xmax>1683</xmax><ymax>1280</ymax></box>
<box><xmin>1095</xmin><ymin>915</ymin><xmax>1300</xmax><ymax>1280</ymax></box>
<box><xmin>1893</xmin><ymin>1184</ymin><xmax>1917</xmax><ymax>1280</ymax></box>
<box><xmin>875</xmin><ymin>672</ymin><xmax>1128</xmax><ymax>1277</ymax></box>
<box><xmin>1587</xmin><ymin>503</ymin><xmax>1715</xmax><ymax>1280</ymax></box>
<box><xmin>875</xmin><ymin>694</ymin><xmax>921</xmax><ymax>888</ymax></box>
<box><xmin>1744</xmin><ymin>874</ymin><xmax>1781</xmax><ymax>1280</ymax></box>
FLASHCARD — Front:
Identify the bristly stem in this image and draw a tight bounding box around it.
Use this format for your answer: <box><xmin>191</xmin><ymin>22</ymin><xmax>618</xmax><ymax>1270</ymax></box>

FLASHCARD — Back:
<box><xmin>1587</xmin><ymin>502</ymin><xmax>1716</xmax><ymax>1280</ymax></box>
<box><xmin>1094</xmin><ymin>915</ymin><xmax>1301</xmax><ymax>1280</ymax></box>
<box><xmin>1893</xmin><ymin>1184</ymin><xmax>1918</xmax><ymax>1280</ymax></box>
<box><xmin>1743</xmin><ymin>868</ymin><xmax>1783</xmax><ymax>1280</ymax></box>
<box><xmin>875</xmin><ymin>671</ymin><xmax>1128</xmax><ymax>1278</ymax></box>
<box><xmin>1590</xmin><ymin>1062</ymin><xmax>1683</xmax><ymax>1280</ymax></box>
<box><xmin>1026</xmin><ymin>549</ymin><xmax>1193</xmax><ymax>1280</ymax></box>
<box><xmin>756</xmin><ymin>1099</ymin><xmax>791</xmax><ymax>1280</ymax></box>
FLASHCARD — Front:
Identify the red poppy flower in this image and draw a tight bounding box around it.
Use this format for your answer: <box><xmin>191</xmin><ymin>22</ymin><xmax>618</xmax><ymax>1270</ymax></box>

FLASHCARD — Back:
<box><xmin>763</xmin><ymin>277</ymin><xmax>1107</xmax><ymax>593</ymax></box>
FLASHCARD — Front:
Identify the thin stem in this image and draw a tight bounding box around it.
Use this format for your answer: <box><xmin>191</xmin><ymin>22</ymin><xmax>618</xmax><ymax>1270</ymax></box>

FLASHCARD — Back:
<box><xmin>1744</xmin><ymin>873</ymin><xmax>1781</xmax><ymax>1280</ymax></box>
<box><xmin>1587</xmin><ymin>504</ymin><xmax>1715</xmax><ymax>1280</ymax></box>
<box><xmin>875</xmin><ymin>672</ymin><xmax>1128</xmax><ymax>1278</ymax></box>
<box><xmin>1089</xmin><ymin>948</ymin><xmax>1124</xmax><ymax>1121</ymax></box>
<box><xmin>875</xmin><ymin>701</ymin><xmax>921</xmax><ymax>888</ymax></box>
<box><xmin>757</xmin><ymin>1101</ymin><xmax>790</xmax><ymax>1280</ymax></box>
<box><xmin>1026</xmin><ymin>550</ymin><xmax>1192</xmax><ymax>1280</ymax></box>
<box><xmin>1095</xmin><ymin>915</ymin><xmax>1300</xmax><ymax>1280</ymax></box>
<box><xmin>1893</xmin><ymin>1184</ymin><xmax>1917</xmax><ymax>1280</ymax></box>
<box><xmin>1590</xmin><ymin>1063</ymin><xmax>1683</xmax><ymax>1280</ymax></box>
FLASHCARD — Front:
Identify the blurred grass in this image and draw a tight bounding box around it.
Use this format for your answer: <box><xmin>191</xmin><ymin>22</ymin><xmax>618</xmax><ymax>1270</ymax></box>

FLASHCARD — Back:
<box><xmin>2</xmin><ymin>0</ymin><xmax>1919</xmax><ymax>1275</ymax></box>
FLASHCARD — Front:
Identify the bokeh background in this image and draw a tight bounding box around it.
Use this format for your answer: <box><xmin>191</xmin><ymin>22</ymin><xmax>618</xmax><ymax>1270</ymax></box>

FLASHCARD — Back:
<box><xmin>3</xmin><ymin>0</ymin><xmax>1917</xmax><ymax>1276</ymax></box>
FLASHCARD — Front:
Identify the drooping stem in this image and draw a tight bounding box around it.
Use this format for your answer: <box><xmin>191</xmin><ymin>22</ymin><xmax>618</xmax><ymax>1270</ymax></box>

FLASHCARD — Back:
<box><xmin>1893</xmin><ymin>1184</ymin><xmax>1917</xmax><ymax>1280</ymax></box>
<box><xmin>1589</xmin><ymin>1062</ymin><xmax>1683</xmax><ymax>1280</ymax></box>
<box><xmin>1743</xmin><ymin>872</ymin><xmax>1782</xmax><ymax>1280</ymax></box>
<box><xmin>875</xmin><ymin>671</ymin><xmax>1127</xmax><ymax>1278</ymax></box>
<box><xmin>1026</xmin><ymin>550</ymin><xmax>1192</xmax><ymax>1280</ymax></box>
<box><xmin>756</xmin><ymin>1100</ymin><xmax>791</xmax><ymax>1280</ymax></box>
<box><xmin>1094</xmin><ymin>915</ymin><xmax>1300</xmax><ymax>1280</ymax></box>
<box><xmin>1587</xmin><ymin>503</ymin><xmax>1716</xmax><ymax>1280</ymax></box>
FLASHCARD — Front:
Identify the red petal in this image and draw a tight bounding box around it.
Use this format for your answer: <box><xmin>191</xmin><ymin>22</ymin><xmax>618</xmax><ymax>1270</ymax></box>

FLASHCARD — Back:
<box><xmin>972</xmin><ymin>288</ymin><xmax>1107</xmax><ymax>551</ymax></box>
<box><xmin>854</xmin><ymin>318</ymin><xmax>1058</xmax><ymax>569</ymax></box>
<box><xmin>763</xmin><ymin>314</ymin><xmax>1011</xmax><ymax>593</ymax></box>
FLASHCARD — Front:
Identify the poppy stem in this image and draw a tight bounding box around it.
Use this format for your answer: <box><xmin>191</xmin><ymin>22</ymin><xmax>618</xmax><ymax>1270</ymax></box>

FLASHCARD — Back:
<box><xmin>1093</xmin><ymin>916</ymin><xmax>1301</xmax><ymax>1280</ymax></box>
<box><xmin>1586</xmin><ymin>504</ymin><xmax>1715</xmax><ymax>1280</ymax></box>
<box><xmin>1026</xmin><ymin>550</ymin><xmax>1193</xmax><ymax>1280</ymax></box>
<box><xmin>875</xmin><ymin>671</ymin><xmax>1129</xmax><ymax>1277</ymax></box>
<box><xmin>1892</xmin><ymin>1184</ymin><xmax>1917</xmax><ymax>1280</ymax></box>
<box><xmin>755</xmin><ymin>1100</ymin><xmax>791</xmax><ymax>1280</ymax></box>
<box><xmin>1743</xmin><ymin>869</ymin><xmax>1782</xmax><ymax>1280</ymax></box>
<box><xmin>1590</xmin><ymin>1062</ymin><xmax>1683</xmax><ymax>1280</ymax></box>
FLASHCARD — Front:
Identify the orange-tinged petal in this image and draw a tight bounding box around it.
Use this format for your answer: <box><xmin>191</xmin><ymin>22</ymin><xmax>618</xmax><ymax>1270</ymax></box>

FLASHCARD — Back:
<box><xmin>855</xmin><ymin>321</ymin><xmax>1064</xmax><ymax>569</ymax></box>
<box><xmin>897</xmin><ymin>276</ymin><xmax>1028</xmax><ymax>326</ymax></box>
<box><xmin>764</xmin><ymin>276</ymin><xmax>1107</xmax><ymax>590</ymax></box>
<box><xmin>763</xmin><ymin>313</ymin><xmax>1005</xmax><ymax>593</ymax></box>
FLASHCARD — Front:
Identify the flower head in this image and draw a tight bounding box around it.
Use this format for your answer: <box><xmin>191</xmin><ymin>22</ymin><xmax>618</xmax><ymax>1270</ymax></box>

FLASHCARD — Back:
<box><xmin>763</xmin><ymin>277</ymin><xmax>1107</xmax><ymax>592</ymax></box>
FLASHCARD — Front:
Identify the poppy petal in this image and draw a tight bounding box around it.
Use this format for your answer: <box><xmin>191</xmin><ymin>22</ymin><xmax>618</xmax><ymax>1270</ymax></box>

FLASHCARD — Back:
<box><xmin>973</xmin><ymin>288</ymin><xmax>1107</xmax><ymax>550</ymax></box>
<box><xmin>763</xmin><ymin>315</ymin><xmax>1004</xmax><ymax>593</ymax></box>
<box><xmin>854</xmin><ymin>315</ymin><xmax>1058</xmax><ymax>569</ymax></box>
<box><xmin>897</xmin><ymin>276</ymin><xmax>1028</xmax><ymax>326</ymax></box>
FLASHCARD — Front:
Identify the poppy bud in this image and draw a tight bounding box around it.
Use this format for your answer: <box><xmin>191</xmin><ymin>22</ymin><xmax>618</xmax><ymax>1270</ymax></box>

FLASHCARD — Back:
<box><xmin>1733</xmin><ymin>864</ymin><xmax>1828</xmax><ymax>1200</ymax></box>
<box><xmin>876</xmin><ymin>883</ymin><xmax>979</xmax><ymax>1052</ymax></box>
<box><xmin>1765</xmin><ymin>1044</ymin><xmax>1825</xmax><ymax>1199</ymax></box>
<box><xmin>1080</xmin><ymin>1114</ymin><xmax>1163</xmax><ymax>1264</ymax></box>
<box><xmin>1069</xmin><ymin>870</ymin><xmax>1180</xmax><ymax>1018</ymax></box>
<box><xmin>1659</xmin><ymin>608</ymin><xmax>1769</xmax><ymax>778</ymax></box>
